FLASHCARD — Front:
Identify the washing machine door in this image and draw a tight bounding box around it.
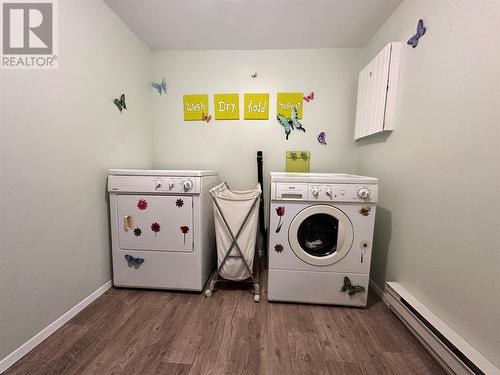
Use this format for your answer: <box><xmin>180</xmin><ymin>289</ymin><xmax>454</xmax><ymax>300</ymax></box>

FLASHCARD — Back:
<box><xmin>288</xmin><ymin>205</ymin><xmax>353</xmax><ymax>266</ymax></box>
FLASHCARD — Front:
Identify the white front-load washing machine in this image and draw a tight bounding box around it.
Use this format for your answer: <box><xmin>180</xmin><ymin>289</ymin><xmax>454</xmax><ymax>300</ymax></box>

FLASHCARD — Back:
<box><xmin>267</xmin><ymin>172</ymin><xmax>378</xmax><ymax>306</ymax></box>
<box><xmin>108</xmin><ymin>169</ymin><xmax>219</xmax><ymax>291</ymax></box>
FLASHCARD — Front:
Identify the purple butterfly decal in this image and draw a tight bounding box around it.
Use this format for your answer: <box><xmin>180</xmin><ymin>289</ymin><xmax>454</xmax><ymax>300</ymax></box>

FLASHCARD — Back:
<box><xmin>407</xmin><ymin>19</ymin><xmax>426</xmax><ymax>48</ymax></box>
<box><xmin>317</xmin><ymin>131</ymin><xmax>327</xmax><ymax>145</ymax></box>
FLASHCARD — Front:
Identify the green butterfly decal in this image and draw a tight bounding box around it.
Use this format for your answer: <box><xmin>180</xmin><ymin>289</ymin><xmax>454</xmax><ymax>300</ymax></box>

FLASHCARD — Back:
<box><xmin>114</xmin><ymin>94</ymin><xmax>127</xmax><ymax>113</ymax></box>
<box><xmin>276</xmin><ymin>106</ymin><xmax>306</xmax><ymax>140</ymax></box>
<box><xmin>340</xmin><ymin>276</ymin><xmax>366</xmax><ymax>296</ymax></box>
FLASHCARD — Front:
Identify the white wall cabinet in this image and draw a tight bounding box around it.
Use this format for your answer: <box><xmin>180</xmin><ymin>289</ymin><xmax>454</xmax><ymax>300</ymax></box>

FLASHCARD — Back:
<box><xmin>354</xmin><ymin>42</ymin><xmax>401</xmax><ymax>140</ymax></box>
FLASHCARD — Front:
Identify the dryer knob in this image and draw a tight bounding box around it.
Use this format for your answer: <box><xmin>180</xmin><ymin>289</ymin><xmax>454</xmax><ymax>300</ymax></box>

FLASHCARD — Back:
<box><xmin>182</xmin><ymin>180</ymin><xmax>193</xmax><ymax>192</ymax></box>
<box><xmin>357</xmin><ymin>188</ymin><xmax>371</xmax><ymax>200</ymax></box>
<box><xmin>168</xmin><ymin>181</ymin><xmax>175</xmax><ymax>190</ymax></box>
<box><xmin>312</xmin><ymin>188</ymin><xmax>319</xmax><ymax>197</ymax></box>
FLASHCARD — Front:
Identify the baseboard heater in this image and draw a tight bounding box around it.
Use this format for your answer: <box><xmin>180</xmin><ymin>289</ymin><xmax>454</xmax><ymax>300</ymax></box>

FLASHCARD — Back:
<box><xmin>383</xmin><ymin>282</ymin><xmax>499</xmax><ymax>375</ymax></box>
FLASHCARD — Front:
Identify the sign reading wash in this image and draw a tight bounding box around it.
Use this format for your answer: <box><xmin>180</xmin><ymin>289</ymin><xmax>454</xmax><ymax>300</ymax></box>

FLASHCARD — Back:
<box><xmin>1</xmin><ymin>0</ymin><xmax>58</xmax><ymax>69</ymax></box>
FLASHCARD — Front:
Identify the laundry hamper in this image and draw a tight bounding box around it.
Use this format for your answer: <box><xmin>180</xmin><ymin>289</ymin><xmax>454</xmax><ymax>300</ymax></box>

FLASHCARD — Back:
<box><xmin>205</xmin><ymin>182</ymin><xmax>261</xmax><ymax>302</ymax></box>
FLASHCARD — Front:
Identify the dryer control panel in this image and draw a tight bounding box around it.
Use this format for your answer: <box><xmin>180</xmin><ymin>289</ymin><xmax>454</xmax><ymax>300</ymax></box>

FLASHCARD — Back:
<box><xmin>272</xmin><ymin>182</ymin><xmax>378</xmax><ymax>203</ymax></box>
<box><xmin>108</xmin><ymin>175</ymin><xmax>201</xmax><ymax>194</ymax></box>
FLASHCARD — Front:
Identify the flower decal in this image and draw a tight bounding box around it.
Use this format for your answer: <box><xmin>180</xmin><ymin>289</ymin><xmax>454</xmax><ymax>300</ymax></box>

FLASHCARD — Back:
<box><xmin>176</xmin><ymin>199</ymin><xmax>184</xmax><ymax>208</ymax></box>
<box><xmin>151</xmin><ymin>222</ymin><xmax>161</xmax><ymax>236</ymax></box>
<box><xmin>275</xmin><ymin>206</ymin><xmax>285</xmax><ymax>233</ymax></box>
<box><xmin>274</xmin><ymin>244</ymin><xmax>284</xmax><ymax>253</ymax></box>
<box><xmin>180</xmin><ymin>225</ymin><xmax>189</xmax><ymax>244</ymax></box>
<box><xmin>133</xmin><ymin>228</ymin><xmax>142</xmax><ymax>237</ymax></box>
<box><xmin>359</xmin><ymin>206</ymin><xmax>371</xmax><ymax>216</ymax></box>
<box><xmin>137</xmin><ymin>199</ymin><xmax>148</xmax><ymax>210</ymax></box>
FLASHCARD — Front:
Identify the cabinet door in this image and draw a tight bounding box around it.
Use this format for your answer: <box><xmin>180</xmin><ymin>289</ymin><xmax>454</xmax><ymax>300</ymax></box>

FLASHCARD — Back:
<box><xmin>354</xmin><ymin>43</ymin><xmax>400</xmax><ymax>140</ymax></box>
<box><xmin>117</xmin><ymin>195</ymin><xmax>193</xmax><ymax>252</ymax></box>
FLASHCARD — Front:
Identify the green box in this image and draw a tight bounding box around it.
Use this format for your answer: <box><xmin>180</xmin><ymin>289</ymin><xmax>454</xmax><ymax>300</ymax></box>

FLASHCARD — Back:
<box><xmin>286</xmin><ymin>151</ymin><xmax>310</xmax><ymax>173</ymax></box>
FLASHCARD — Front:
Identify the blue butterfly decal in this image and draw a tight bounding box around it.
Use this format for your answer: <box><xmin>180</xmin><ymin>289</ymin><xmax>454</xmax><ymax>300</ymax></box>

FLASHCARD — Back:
<box><xmin>125</xmin><ymin>254</ymin><xmax>144</xmax><ymax>269</ymax></box>
<box><xmin>151</xmin><ymin>78</ymin><xmax>167</xmax><ymax>95</ymax></box>
<box><xmin>276</xmin><ymin>107</ymin><xmax>306</xmax><ymax>140</ymax></box>
<box><xmin>407</xmin><ymin>19</ymin><xmax>426</xmax><ymax>48</ymax></box>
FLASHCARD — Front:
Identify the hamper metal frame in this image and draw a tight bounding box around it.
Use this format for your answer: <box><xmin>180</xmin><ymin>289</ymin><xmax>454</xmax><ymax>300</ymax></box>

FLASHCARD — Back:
<box><xmin>205</xmin><ymin>183</ymin><xmax>261</xmax><ymax>302</ymax></box>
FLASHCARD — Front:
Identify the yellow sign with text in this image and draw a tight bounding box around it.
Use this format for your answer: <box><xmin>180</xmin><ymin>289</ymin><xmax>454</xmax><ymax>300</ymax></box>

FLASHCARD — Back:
<box><xmin>277</xmin><ymin>92</ymin><xmax>303</xmax><ymax>119</ymax></box>
<box><xmin>244</xmin><ymin>93</ymin><xmax>269</xmax><ymax>120</ymax></box>
<box><xmin>183</xmin><ymin>94</ymin><xmax>209</xmax><ymax>121</ymax></box>
<box><xmin>214</xmin><ymin>94</ymin><xmax>239</xmax><ymax>120</ymax></box>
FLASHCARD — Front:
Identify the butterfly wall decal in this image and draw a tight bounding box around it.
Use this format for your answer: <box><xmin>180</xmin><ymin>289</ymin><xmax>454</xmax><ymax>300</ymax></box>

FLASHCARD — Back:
<box><xmin>340</xmin><ymin>276</ymin><xmax>365</xmax><ymax>295</ymax></box>
<box><xmin>407</xmin><ymin>19</ymin><xmax>426</xmax><ymax>48</ymax></box>
<box><xmin>114</xmin><ymin>94</ymin><xmax>127</xmax><ymax>113</ymax></box>
<box><xmin>303</xmin><ymin>92</ymin><xmax>315</xmax><ymax>102</ymax></box>
<box><xmin>151</xmin><ymin>78</ymin><xmax>167</xmax><ymax>95</ymax></box>
<box><xmin>317</xmin><ymin>131</ymin><xmax>327</xmax><ymax>145</ymax></box>
<box><xmin>125</xmin><ymin>254</ymin><xmax>144</xmax><ymax>269</ymax></box>
<box><xmin>251</xmin><ymin>73</ymin><xmax>257</xmax><ymax>78</ymax></box>
<box><xmin>276</xmin><ymin>107</ymin><xmax>306</xmax><ymax>140</ymax></box>
<box><xmin>202</xmin><ymin>113</ymin><xmax>212</xmax><ymax>123</ymax></box>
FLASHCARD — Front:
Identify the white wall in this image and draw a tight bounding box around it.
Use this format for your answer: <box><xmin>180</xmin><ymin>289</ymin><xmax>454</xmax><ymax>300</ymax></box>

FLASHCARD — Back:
<box><xmin>2</xmin><ymin>0</ymin><xmax>499</xmax><ymax>369</ymax></box>
<box><xmin>0</xmin><ymin>0</ymin><xmax>153</xmax><ymax>359</ymax></box>
<box><xmin>356</xmin><ymin>0</ymin><xmax>500</xmax><ymax>366</ymax></box>
<box><xmin>151</xmin><ymin>49</ymin><xmax>363</xmax><ymax>192</ymax></box>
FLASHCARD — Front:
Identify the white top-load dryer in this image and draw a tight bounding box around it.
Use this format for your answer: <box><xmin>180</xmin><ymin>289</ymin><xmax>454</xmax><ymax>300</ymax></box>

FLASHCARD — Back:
<box><xmin>267</xmin><ymin>172</ymin><xmax>378</xmax><ymax>306</ymax></box>
<box><xmin>108</xmin><ymin>169</ymin><xmax>219</xmax><ymax>291</ymax></box>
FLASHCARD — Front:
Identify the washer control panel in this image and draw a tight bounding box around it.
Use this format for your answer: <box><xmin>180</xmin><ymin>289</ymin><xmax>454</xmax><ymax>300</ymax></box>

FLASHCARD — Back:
<box><xmin>272</xmin><ymin>182</ymin><xmax>378</xmax><ymax>203</ymax></box>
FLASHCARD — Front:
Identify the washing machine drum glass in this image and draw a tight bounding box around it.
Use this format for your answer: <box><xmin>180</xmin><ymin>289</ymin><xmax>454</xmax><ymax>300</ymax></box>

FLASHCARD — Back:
<box><xmin>297</xmin><ymin>214</ymin><xmax>339</xmax><ymax>257</ymax></box>
<box><xmin>289</xmin><ymin>205</ymin><xmax>354</xmax><ymax>266</ymax></box>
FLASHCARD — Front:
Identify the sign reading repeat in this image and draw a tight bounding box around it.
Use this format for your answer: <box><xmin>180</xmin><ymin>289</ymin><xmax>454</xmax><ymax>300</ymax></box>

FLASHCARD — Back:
<box><xmin>277</xmin><ymin>92</ymin><xmax>303</xmax><ymax>118</ymax></box>
<box><xmin>1</xmin><ymin>0</ymin><xmax>58</xmax><ymax>69</ymax></box>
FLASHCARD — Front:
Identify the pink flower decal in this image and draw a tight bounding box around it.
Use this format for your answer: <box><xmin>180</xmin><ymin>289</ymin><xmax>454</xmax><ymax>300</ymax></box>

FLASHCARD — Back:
<box><xmin>137</xmin><ymin>199</ymin><xmax>148</xmax><ymax>210</ymax></box>
<box><xmin>275</xmin><ymin>206</ymin><xmax>285</xmax><ymax>233</ymax></box>
<box><xmin>180</xmin><ymin>225</ymin><xmax>189</xmax><ymax>244</ymax></box>
<box><xmin>151</xmin><ymin>222</ymin><xmax>160</xmax><ymax>236</ymax></box>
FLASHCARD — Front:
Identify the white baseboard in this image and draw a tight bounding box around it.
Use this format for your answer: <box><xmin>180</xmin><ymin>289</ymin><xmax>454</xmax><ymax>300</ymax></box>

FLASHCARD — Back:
<box><xmin>0</xmin><ymin>280</ymin><xmax>112</xmax><ymax>374</ymax></box>
<box><xmin>384</xmin><ymin>282</ymin><xmax>500</xmax><ymax>375</ymax></box>
<box><xmin>369</xmin><ymin>278</ymin><xmax>384</xmax><ymax>298</ymax></box>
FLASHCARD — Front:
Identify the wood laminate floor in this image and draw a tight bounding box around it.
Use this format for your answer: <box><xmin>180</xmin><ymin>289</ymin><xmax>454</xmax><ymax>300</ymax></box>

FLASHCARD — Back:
<box><xmin>5</xmin><ymin>269</ymin><xmax>446</xmax><ymax>375</ymax></box>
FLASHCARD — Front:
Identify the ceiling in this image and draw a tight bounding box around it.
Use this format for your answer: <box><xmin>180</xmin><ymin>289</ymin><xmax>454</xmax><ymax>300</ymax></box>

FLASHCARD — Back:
<box><xmin>103</xmin><ymin>0</ymin><xmax>402</xmax><ymax>50</ymax></box>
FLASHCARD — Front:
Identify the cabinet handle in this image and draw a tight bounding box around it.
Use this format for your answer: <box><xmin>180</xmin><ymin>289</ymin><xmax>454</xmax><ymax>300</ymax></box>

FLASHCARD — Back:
<box><xmin>123</xmin><ymin>215</ymin><xmax>133</xmax><ymax>231</ymax></box>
